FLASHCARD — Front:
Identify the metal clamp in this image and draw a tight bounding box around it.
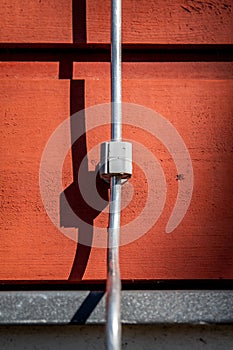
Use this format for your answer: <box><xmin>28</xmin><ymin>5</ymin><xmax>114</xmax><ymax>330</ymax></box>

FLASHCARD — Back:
<box><xmin>99</xmin><ymin>141</ymin><xmax>132</xmax><ymax>181</ymax></box>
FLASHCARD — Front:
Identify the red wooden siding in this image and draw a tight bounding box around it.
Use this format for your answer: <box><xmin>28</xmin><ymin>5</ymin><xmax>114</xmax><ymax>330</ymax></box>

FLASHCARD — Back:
<box><xmin>0</xmin><ymin>1</ymin><xmax>233</xmax><ymax>283</ymax></box>
<box><xmin>86</xmin><ymin>0</ymin><xmax>233</xmax><ymax>44</ymax></box>
<box><xmin>1</xmin><ymin>0</ymin><xmax>232</xmax><ymax>43</ymax></box>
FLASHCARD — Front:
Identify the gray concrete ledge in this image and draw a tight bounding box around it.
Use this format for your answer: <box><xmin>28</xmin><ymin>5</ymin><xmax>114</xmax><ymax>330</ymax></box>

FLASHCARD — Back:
<box><xmin>0</xmin><ymin>291</ymin><xmax>232</xmax><ymax>325</ymax></box>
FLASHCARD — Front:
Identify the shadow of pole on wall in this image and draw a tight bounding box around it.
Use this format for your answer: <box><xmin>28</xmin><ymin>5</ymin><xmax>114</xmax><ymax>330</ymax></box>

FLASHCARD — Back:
<box><xmin>72</xmin><ymin>0</ymin><xmax>87</xmax><ymax>43</ymax></box>
<box><xmin>60</xmin><ymin>80</ymin><xmax>109</xmax><ymax>281</ymax></box>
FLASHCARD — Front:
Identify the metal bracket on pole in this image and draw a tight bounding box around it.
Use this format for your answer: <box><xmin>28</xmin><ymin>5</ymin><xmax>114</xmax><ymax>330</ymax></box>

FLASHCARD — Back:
<box><xmin>99</xmin><ymin>141</ymin><xmax>132</xmax><ymax>181</ymax></box>
<box><xmin>103</xmin><ymin>0</ymin><xmax>125</xmax><ymax>349</ymax></box>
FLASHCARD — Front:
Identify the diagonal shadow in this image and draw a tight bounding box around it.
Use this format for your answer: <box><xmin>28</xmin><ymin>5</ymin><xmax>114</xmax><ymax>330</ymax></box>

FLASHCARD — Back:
<box><xmin>70</xmin><ymin>291</ymin><xmax>105</xmax><ymax>324</ymax></box>
<box><xmin>60</xmin><ymin>80</ymin><xmax>109</xmax><ymax>281</ymax></box>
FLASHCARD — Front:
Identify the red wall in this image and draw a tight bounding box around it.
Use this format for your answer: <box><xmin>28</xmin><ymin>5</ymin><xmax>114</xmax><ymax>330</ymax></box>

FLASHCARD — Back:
<box><xmin>0</xmin><ymin>0</ymin><xmax>233</xmax><ymax>283</ymax></box>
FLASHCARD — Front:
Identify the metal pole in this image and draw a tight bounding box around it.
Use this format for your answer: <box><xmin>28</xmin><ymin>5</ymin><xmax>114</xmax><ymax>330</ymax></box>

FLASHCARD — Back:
<box><xmin>106</xmin><ymin>0</ymin><xmax>122</xmax><ymax>349</ymax></box>
<box><xmin>111</xmin><ymin>0</ymin><xmax>122</xmax><ymax>142</ymax></box>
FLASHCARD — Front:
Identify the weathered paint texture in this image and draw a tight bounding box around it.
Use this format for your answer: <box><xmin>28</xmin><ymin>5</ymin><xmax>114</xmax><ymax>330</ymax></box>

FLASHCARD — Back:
<box><xmin>0</xmin><ymin>0</ymin><xmax>232</xmax><ymax>282</ymax></box>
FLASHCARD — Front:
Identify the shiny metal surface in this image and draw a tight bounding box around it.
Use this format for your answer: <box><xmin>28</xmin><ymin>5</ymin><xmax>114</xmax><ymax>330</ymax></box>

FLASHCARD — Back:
<box><xmin>106</xmin><ymin>176</ymin><xmax>122</xmax><ymax>350</ymax></box>
<box><xmin>111</xmin><ymin>0</ymin><xmax>122</xmax><ymax>143</ymax></box>
<box><xmin>106</xmin><ymin>0</ymin><xmax>122</xmax><ymax>349</ymax></box>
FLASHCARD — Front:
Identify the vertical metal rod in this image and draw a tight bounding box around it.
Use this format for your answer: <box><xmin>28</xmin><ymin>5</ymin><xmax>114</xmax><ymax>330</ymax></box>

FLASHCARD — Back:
<box><xmin>111</xmin><ymin>0</ymin><xmax>122</xmax><ymax>142</ymax></box>
<box><xmin>106</xmin><ymin>0</ymin><xmax>122</xmax><ymax>350</ymax></box>
<box><xmin>106</xmin><ymin>177</ymin><xmax>122</xmax><ymax>350</ymax></box>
